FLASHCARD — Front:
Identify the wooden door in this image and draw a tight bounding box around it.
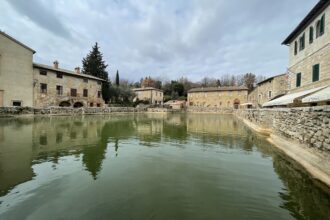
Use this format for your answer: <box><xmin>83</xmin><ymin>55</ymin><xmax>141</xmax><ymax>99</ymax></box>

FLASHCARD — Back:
<box><xmin>0</xmin><ymin>90</ymin><xmax>3</xmax><ymax>107</ymax></box>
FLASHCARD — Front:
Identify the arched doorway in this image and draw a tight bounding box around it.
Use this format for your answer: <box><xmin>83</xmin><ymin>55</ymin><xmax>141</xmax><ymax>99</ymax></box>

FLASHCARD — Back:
<box><xmin>59</xmin><ymin>101</ymin><xmax>71</xmax><ymax>107</ymax></box>
<box><xmin>73</xmin><ymin>102</ymin><xmax>84</xmax><ymax>108</ymax></box>
<box><xmin>233</xmin><ymin>99</ymin><xmax>240</xmax><ymax>109</ymax></box>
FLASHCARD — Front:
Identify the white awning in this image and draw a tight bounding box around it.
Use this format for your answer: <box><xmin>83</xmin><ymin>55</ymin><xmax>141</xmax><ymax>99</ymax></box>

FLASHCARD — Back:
<box><xmin>302</xmin><ymin>86</ymin><xmax>330</xmax><ymax>103</ymax></box>
<box><xmin>262</xmin><ymin>86</ymin><xmax>327</xmax><ymax>107</ymax></box>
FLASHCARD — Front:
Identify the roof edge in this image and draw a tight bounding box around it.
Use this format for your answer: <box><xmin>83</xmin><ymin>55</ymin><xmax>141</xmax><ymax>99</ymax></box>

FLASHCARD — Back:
<box><xmin>282</xmin><ymin>0</ymin><xmax>330</xmax><ymax>45</ymax></box>
<box><xmin>0</xmin><ymin>31</ymin><xmax>36</xmax><ymax>54</ymax></box>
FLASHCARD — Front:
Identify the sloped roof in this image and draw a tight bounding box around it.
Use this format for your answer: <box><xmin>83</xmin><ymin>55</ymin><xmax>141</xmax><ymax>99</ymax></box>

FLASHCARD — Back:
<box><xmin>188</xmin><ymin>86</ymin><xmax>248</xmax><ymax>93</ymax></box>
<box><xmin>33</xmin><ymin>63</ymin><xmax>106</xmax><ymax>82</ymax></box>
<box><xmin>0</xmin><ymin>31</ymin><xmax>36</xmax><ymax>53</ymax></box>
<box><xmin>282</xmin><ymin>0</ymin><xmax>330</xmax><ymax>45</ymax></box>
<box><xmin>132</xmin><ymin>87</ymin><xmax>163</xmax><ymax>92</ymax></box>
<box><xmin>257</xmin><ymin>73</ymin><xmax>286</xmax><ymax>85</ymax></box>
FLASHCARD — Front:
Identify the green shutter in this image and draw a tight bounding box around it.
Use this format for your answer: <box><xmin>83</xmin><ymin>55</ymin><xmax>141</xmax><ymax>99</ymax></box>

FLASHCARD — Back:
<box><xmin>320</xmin><ymin>15</ymin><xmax>325</xmax><ymax>35</ymax></box>
<box><xmin>296</xmin><ymin>73</ymin><xmax>301</xmax><ymax>87</ymax></box>
<box><xmin>294</xmin><ymin>41</ymin><xmax>298</xmax><ymax>55</ymax></box>
<box><xmin>312</xmin><ymin>64</ymin><xmax>320</xmax><ymax>82</ymax></box>
<box><xmin>309</xmin><ymin>27</ymin><xmax>314</xmax><ymax>43</ymax></box>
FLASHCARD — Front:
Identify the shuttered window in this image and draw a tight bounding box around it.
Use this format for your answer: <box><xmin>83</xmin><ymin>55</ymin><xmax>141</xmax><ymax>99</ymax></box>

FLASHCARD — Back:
<box><xmin>296</xmin><ymin>73</ymin><xmax>301</xmax><ymax>87</ymax></box>
<box><xmin>294</xmin><ymin>41</ymin><xmax>298</xmax><ymax>55</ymax></box>
<box><xmin>312</xmin><ymin>64</ymin><xmax>320</xmax><ymax>82</ymax></box>
<box><xmin>309</xmin><ymin>26</ymin><xmax>314</xmax><ymax>43</ymax></box>
<box><xmin>320</xmin><ymin>14</ymin><xmax>325</xmax><ymax>35</ymax></box>
<box><xmin>299</xmin><ymin>33</ymin><xmax>305</xmax><ymax>51</ymax></box>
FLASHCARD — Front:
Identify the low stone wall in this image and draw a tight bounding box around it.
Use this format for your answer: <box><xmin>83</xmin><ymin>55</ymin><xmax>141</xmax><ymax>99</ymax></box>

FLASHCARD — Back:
<box><xmin>187</xmin><ymin>107</ymin><xmax>233</xmax><ymax>114</ymax></box>
<box><xmin>236</xmin><ymin>106</ymin><xmax>330</xmax><ymax>151</ymax></box>
<box><xmin>0</xmin><ymin>106</ymin><xmax>146</xmax><ymax>116</ymax></box>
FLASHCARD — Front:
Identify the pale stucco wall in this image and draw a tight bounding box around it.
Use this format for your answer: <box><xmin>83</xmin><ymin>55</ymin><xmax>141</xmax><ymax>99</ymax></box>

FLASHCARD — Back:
<box><xmin>134</xmin><ymin>89</ymin><xmax>163</xmax><ymax>104</ymax></box>
<box><xmin>0</xmin><ymin>34</ymin><xmax>34</xmax><ymax>107</ymax></box>
<box><xmin>287</xmin><ymin>5</ymin><xmax>330</xmax><ymax>92</ymax></box>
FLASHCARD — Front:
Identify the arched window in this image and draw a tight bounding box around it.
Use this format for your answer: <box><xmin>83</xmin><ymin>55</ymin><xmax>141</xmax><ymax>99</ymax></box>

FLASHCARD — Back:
<box><xmin>316</xmin><ymin>20</ymin><xmax>321</xmax><ymax>38</ymax></box>
<box><xmin>316</xmin><ymin>14</ymin><xmax>325</xmax><ymax>38</ymax></box>
<box><xmin>309</xmin><ymin>26</ymin><xmax>314</xmax><ymax>43</ymax></box>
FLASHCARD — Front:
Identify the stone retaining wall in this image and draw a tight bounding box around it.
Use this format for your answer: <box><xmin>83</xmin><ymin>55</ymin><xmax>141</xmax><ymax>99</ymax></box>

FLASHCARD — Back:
<box><xmin>236</xmin><ymin>106</ymin><xmax>330</xmax><ymax>151</ymax></box>
<box><xmin>0</xmin><ymin>106</ymin><xmax>147</xmax><ymax>116</ymax></box>
<box><xmin>187</xmin><ymin>107</ymin><xmax>233</xmax><ymax>114</ymax></box>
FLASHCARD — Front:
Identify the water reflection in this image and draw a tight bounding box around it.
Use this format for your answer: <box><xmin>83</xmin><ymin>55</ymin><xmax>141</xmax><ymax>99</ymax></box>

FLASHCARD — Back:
<box><xmin>0</xmin><ymin>114</ymin><xmax>329</xmax><ymax>220</ymax></box>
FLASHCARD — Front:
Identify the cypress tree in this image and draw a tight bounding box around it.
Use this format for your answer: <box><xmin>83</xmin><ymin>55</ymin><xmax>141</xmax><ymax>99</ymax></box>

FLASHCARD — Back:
<box><xmin>115</xmin><ymin>70</ymin><xmax>120</xmax><ymax>87</ymax></box>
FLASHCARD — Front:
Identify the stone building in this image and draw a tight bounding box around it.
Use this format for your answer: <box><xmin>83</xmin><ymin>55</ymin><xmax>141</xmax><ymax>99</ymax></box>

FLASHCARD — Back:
<box><xmin>265</xmin><ymin>0</ymin><xmax>330</xmax><ymax>107</ymax></box>
<box><xmin>248</xmin><ymin>74</ymin><xmax>287</xmax><ymax>108</ymax></box>
<box><xmin>0</xmin><ymin>31</ymin><xmax>35</xmax><ymax>107</ymax></box>
<box><xmin>33</xmin><ymin>62</ymin><xmax>105</xmax><ymax>108</ymax></box>
<box><xmin>187</xmin><ymin>86</ymin><xmax>248</xmax><ymax>109</ymax></box>
<box><xmin>0</xmin><ymin>31</ymin><xmax>105</xmax><ymax>108</ymax></box>
<box><xmin>133</xmin><ymin>87</ymin><xmax>163</xmax><ymax>105</ymax></box>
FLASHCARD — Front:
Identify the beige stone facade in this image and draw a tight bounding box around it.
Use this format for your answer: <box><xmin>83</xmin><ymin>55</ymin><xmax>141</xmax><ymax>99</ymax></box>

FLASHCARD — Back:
<box><xmin>248</xmin><ymin>74</ymin><xmax>288</xmax><ymax>108</ymax></box>
<box><xmin>0</xmin><ymin>31</ymin><xmax>35</xmax><ymax>107</ymax></box>
<box><xmin>284</xmin><ymin>1</ymin><xmax>330</xmax><ymax>94</ymax></box>
<box><xmin>0</xmin><ymin>31</ymin><xmax>105</xmax><ymax>108</ymax></box>
<box><xmin>33</xmin><ymin>63</ymin><xmax>105</xmax><ymax>108</ymax></box>
<box><xmin>133</xmin><ymin>87</ymin><xmax>163</xmax><ymax>105</ymax></box>
<box><xmin>187</xmin><ymin>87</ymin><xmax>248</xmax><ymax>109</ymax></box>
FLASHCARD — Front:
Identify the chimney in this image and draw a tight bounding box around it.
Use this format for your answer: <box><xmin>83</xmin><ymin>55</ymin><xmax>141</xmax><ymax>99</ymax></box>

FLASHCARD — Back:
<box><xmin>74</xmin><ymin>67</ymin><xmax>81</xmax><ymax>74</ymax></box>
<box><xmin>53</xmin><ymin>60</ymin><xmax>59</xmax><ymax>69</ymax></box>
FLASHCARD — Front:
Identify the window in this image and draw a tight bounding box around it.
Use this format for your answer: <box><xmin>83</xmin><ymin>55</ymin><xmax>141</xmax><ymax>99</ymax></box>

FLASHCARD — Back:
<box><xmin>299</xmin><ymin>33</ymin><xmax>305</xmax><ymax>51</ymax></box>
<box><xmin>12</xmin><ymin>101</ymin><xmax>22</xmax><ymax>107</ymax></box>
<box><xmin>312</xmin><ymin>64</ymin><xmax>320</xmax><ymax>82</ymax></box>
<box><xmin>71</xmin><ymin>88</ymin><xmax>77</xmax><ymax>97</ymax></box>
<box><xmin>83</xmin><ymin>79</ymin><xmax>88</xmax><ymax>83</ymax></box>
<box><xmin>83</xmin><ymin>89</ymin><xmax>88</xmax><ymax>97</ymax></box>
<box><xmin>294</xmin><ymin>41</ymin><xmax>298</xmax><ymax>55</ymax></box>
<box><xmin>268</xmin><ymin>91</ymin><xmax>272</xmax><ymax>98</ymax></box>
<box><xmin>39</xmin><ymin>69</ymin><xmax>47</xmax><ymax>75</ymax></box>
<box><xmin>90</xmin><ymin>103</ymin><xmax>94</xmax><ymax>107</ymax></box>
<box><xmin>56</xmin><ymin>85</ymin><xmax>63</xmax><ymax>95</ymax></box>
<box><xmin>309</xmin><ymin>26</ymin><xmax>314</xmax><ymax>43</ymax></box>
<box><xmin>40</xmin><ymin>83</ymin><xmax>47</xmax><ymax>93</ymax></box>
<box><xmin>316</xmin><ymin>14</ymin><xmax>325</xmax><ymax>38</ymax></box>
<box><xmin>296</xmin><ymin>73</ymin><xmax>302</xmax><ymax>87</ymax></box>
<box><xmin>97</xmin><ymin>103</ymin><xmax>101</xmax><ymax>107</ymax></box>
<box><xmin>57</xmin><ymin>72</ymin><xmax>63</xmax><ymax>78</ymax></box>
<box><xmin>98</xmin><ymin>91</ymin><xmax>101</xmax><ymax>98</ymax></box>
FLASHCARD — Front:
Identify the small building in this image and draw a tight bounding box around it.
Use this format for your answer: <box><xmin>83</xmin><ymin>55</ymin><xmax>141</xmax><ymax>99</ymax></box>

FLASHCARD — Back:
<box><xmin>187</xmin><ymin>86</ymin><xmax>248</xmax><ymax>109</ymax></box>
<box><xmin>266</xmin><ymin>0</ymin><xmax>330</xmax><ymax>107</ymax></box>
<box><xmin>132</xmin><ymin>87</ymin><xmax>163</xmax><ymax>105</ymax></box>
<box><xmin>0</xmin><ymin>31</ymin><xmax>105</xmax><ymax>108</ymax></box>
<box><xmin>248</xmin><ymin>74</ymin><xmax>288</xmax><ymax>108</ymax></box>
<box><xmin>164</xmin><ymin>100</ymin><xmax>186</xmax><ymax>110</ymax></box>
<box><xmin>33</xmin><ymin>62</ymin><xmax>105</xmax><ymax>108</ymax></box>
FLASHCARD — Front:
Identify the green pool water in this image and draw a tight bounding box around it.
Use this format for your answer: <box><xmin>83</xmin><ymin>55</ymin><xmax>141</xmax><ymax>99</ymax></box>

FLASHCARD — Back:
<box><xmin>0</xmin><ymin>113</ymin><xmax>329</xmax><ymax>220</ymax></box>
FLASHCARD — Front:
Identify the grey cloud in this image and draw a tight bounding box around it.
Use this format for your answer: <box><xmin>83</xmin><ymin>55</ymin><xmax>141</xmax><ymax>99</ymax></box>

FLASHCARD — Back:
<box><xmin>5</xmin><ymin>0</ymin><xmax>71</xmax><ymax>39</ymax></box>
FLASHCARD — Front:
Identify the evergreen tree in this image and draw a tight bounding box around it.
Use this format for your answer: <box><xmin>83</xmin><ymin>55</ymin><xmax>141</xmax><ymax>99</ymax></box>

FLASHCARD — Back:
<box><xmin>82</xmin><ymin>42</ymin><xmax>108</xmax><ymax>80</ymax></box>
<box><xmin>81</xmin><ymin>42</ymin><xmax>110</xmax><ymax>103</ymax></box>
<box><xmin>115</xmin><ymin>70</ymin><xmax>120</xmax><ymax>87</ymax></box>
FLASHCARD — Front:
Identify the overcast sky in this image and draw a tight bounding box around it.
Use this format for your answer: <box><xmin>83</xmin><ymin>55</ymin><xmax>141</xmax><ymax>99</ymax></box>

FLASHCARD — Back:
<box><xmin>0</xmin><ymin>0</ymin><xmax>318</xmax><ymax>82</ymax></box>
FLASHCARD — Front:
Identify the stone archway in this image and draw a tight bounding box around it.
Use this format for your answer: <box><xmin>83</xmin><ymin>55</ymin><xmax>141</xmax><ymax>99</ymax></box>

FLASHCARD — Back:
<box><xmin>73</xmin><ymin>102</ymin><xmax>84</xmax><ymax>108</ymax></box>
<box><xmin>233</xmin><ymin>99</ymin><xmax>240</xmax><ymax>109</ymax></box>
<box><xmin>59</xmin><ymin>101</ymin><xmax>71</xmax><ymax>107</ymax></box>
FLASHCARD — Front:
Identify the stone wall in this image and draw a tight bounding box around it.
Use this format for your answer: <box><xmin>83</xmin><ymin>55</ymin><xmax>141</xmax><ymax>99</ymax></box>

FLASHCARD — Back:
<box><xmin>236</xmin><ymin>106</ymin><xmax>330</xmax><ymax>151</ymax></box>
<box><xmin>0</xmin><ymin>106</ymin><xmax>146</xmax><ymax>116</ymax></box>
<box><xmin>187</xmin><ymin>107</ymin><xmax>234</xmax><ymax>114</ymax></box>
